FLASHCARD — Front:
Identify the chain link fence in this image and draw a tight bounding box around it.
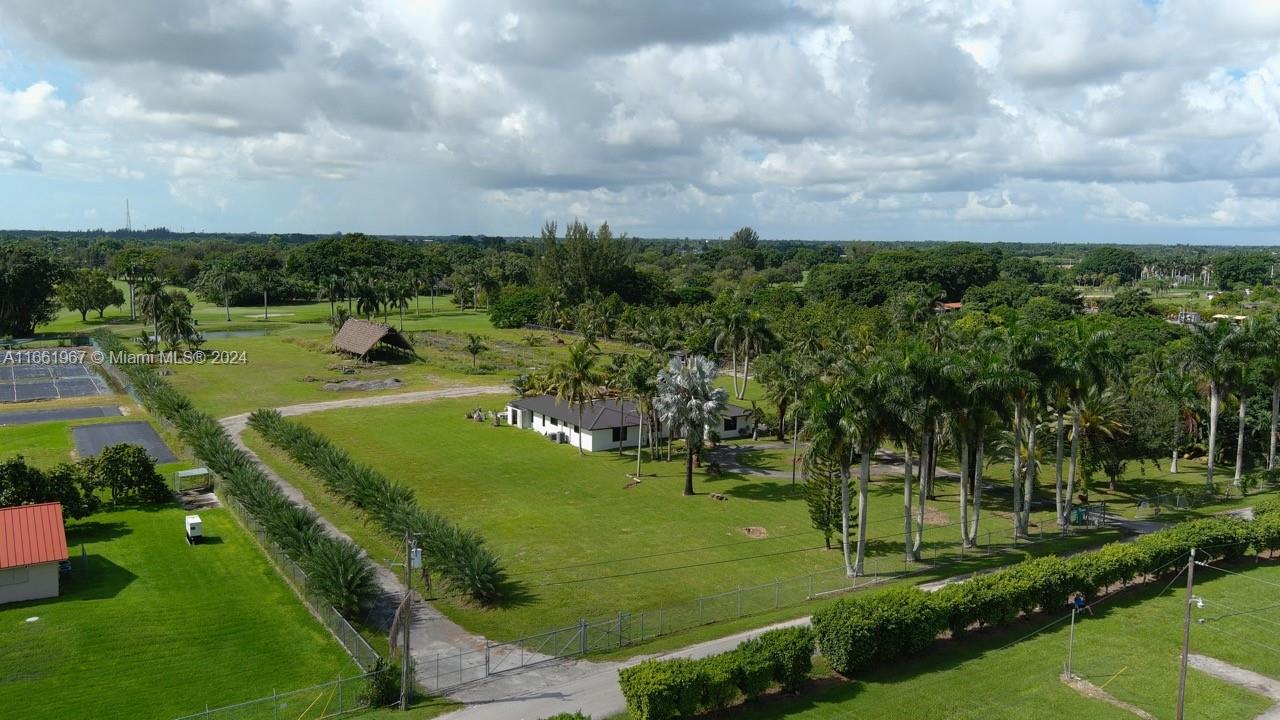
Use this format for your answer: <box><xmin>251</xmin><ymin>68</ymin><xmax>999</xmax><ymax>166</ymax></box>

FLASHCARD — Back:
<box><xmin>222</xmin><ymin>494</ymin><xmax>381</xmax><ymax>672</ymax></box>
<box><xmin>416</xmin><ymin>521</ymin><xmax>1097</xmax><ymax>693</ymax></box>
<box><xmin>173</xmin><ymin>672</ymin><xmax>383</xmax><ymax>720</ymax></box>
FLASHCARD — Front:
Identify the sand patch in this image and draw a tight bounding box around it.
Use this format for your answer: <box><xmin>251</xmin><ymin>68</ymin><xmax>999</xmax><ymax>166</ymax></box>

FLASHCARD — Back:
<box><xmin>742</xmin><ymin>526</ymin><xmax>768</xmax><ymax>539</ymax></box>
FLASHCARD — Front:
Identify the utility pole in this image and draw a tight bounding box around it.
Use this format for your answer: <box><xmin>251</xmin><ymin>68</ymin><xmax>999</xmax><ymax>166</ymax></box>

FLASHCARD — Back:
<box><xmin>1176</xmin><ymin>547</ymin><xmax>1197</xmax><ymax>720</ymax></box>
<box><xmin>1066</xmin><ymin>605</ymin><xmax>1077</xmax><ymax>678</ymax></box>
<box><xmin>401</xmin><ymin>530</ymin><xmax>412</xmax><ymax>711</ymax></box>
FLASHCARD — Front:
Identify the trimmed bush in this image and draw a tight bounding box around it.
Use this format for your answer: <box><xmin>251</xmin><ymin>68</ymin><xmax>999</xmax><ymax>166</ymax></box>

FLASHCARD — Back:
<box><xmin>738</xmin><ymin>626</ymin><xmax>814</xmax><ymax>693</ymax></box>
<box><xmin>247</xmin><ymin>409</ymin><xmax>507</xmax><ymax>605</ymax></box>
<box><xmin>813</xmin><ymin>586</ymin><xmax>944</xmax><ymax>676</ymax></box>
<box><xmin>1253</xmin><ymin>513</ymin><xmax>1280</xmax><ymax>555</ymax></box>
<box><xmin>618</xmin><ymin>658</ymin><xmax>703</xmax><ymax>720</ymax></box>
<box><xmin>1255</xmin><ymin>496</ymin><xmax>1280</xmax><ymax>519</ymax></box>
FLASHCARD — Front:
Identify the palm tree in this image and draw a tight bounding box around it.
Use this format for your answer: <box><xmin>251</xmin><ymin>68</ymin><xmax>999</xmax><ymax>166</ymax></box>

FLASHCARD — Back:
<box><xmin>135</xmin><ymin>278</ymin><xmax>168</xmax><ymax>343</ymax></box>
<box><xmin>1231</xmin><ymin>320</ymin><xmax>1261</xmax><ymax>486</ymax></box>
<box><xmin>1185</xmin><ymin>320</ymin><xmax>1247</xmax><ymax>488</ymax></box>
<box><xmin>1058</xmin><ymin>323</ymin><xmax>1119</xmax><ymax>526</ymax></box>
<box><xmin>739</xmin><ymin>309</ymin><xmax>775</xmax><ymax>399</ymax></box>
<box><xmin>621</xmin><ymin>355</ymin><xmax>658</xmax><ymax>475</ymax></box>
<box><xmin>1141</xmin><ymin>349</ymin><xmax>1199</xmax><ymax>473</ymax></box>
<box><xmin>464</xmin><ymin>334</ymin><xmax>488</xmax><ymax>370</ymax></box>
<box><xmin>209</xmin><ymin>261</ymin><xmax>240</xmax><ymax>322</ymax></box>
<box><xmin>712</xmin><ymin>303</ymin><xmax>748</xmax><ymax>398</ymax></box>
<box><xmin>1003</xmin><ymin>326</ymin><xmax>1056</xmax><ymax>537</ymax></box>
<box><xmin>654</xmin><ymin>355</ymin><xmax>727</xmax><ymax>495</ymax></box>
<box><xmin>1257</xmin><ymin>320</ymin><xmax>1280</xmax><ymax>470</ymax></box>
<box><xmin>541</xmin><ymin>340</ymin><xmax>603</xmax><ymax>456</ymax></box>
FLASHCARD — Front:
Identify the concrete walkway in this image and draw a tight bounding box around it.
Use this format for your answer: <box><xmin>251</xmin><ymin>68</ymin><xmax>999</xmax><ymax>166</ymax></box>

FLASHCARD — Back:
<box><xmin>1189</xmin><ymin>655</ymin><xmax>1280</xmax><ymax>719</ymax></box>
<box><xmin>219</xmin><ymin>384</ymin><xmax>514</xmax><ymax>690</ymax></box>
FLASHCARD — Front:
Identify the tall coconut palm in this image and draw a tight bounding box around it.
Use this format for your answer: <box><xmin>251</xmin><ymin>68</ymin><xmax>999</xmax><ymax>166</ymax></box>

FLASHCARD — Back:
<box><xmin>541</xmin><ymin>340</ymin><xmax>603</xmax><ymax>456</ymax></box>
<box><xmin>621</xmin><ymin>355</ymin><xmax>658</xmax><ymax>476</ymax></box>
<box><xmin>654</xmin><ymin>355</ymin><xmax>727</xmax><ymax>495</ymax></box>
<box><xmin>209</xmin><ymin>261</ymin><xmax>240</xmax><ymax>322</ymax></box>
<box><xmin>1004</xmin><ymin>325</ymin><xmax>1059</xmax><ymax>537</ymax></box>
<box><xmin>801</xmin><ymin>374</ymin><xmax>857</xmax><ymax>576</ymax></box>
<box><xmin>1058</xmin><ymin>323</ymin><xmax>1119</xmax><ymax>526</ymax></box>
<box><xmin>1185</xmin><ymin>320</ymin><xmax>1247</xmax><ymax>488</ymax></box>
<box><xmin>135</xmin><ymin>278</ymin><xmax>168</xmax><ymax>343</ymax></box>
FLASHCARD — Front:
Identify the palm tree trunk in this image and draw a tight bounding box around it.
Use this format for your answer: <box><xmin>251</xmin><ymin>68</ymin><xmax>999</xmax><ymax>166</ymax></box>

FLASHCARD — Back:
<box><xmin>927</xmin><ymin>424</ymin><xmax>939</xmax><ymax>500</ymax></box>
<box><xmin>739</xmin><ymin>341</ymin><xmax>750</xmax><ymax>399</ymax></box>
<box><xmin>790</xmin><ymin>411</ymin><xmax>799</xmax><ymax>488</ymax></box>
<box><xmin>959</xmin><ymin>439</ymin><xmax>971</xmax><ymax>547</ymax></box>
<box><xmin>225</xmin><ymin>290</ymin><xmax>231</xmax><ymax>322</ymax></box>
<box><xmin>1024</xmin><ymin>420</ymin><xmax>1038</xmax><ymax>535</ymax></box>
<box><xmin>1234</xmin><ymin>392</ymin><xmax>1247</xmax><ymax>485</ymax></box>
<box><xmin>840</xmin><ymin>455</ymin><xmax>853</xmax><ymax>577</ymax></box>
<box><xmin>969</xmin><ymin>432</ymin><xmax>984</xmax><ymax>542</ymax></box>
<box><xmin>1066</xmin><ymin>403</ymin><xmax>1082</xmax><ymax>526</ymax></box>
<box><xmin>1055</xmin><ymin>411</ymin><xmax>1066</xmax><ymax>526</ymax></box>
<box><xmin>263</xmin><ymin>289</ymin><xmax>269</xmax><ymax>320</ymax></box>
<box><xmin>429</xmin><ymin>284</ymin><xmax>435</xmax><ymax>313</ymax></box>
<box><xmin>635</xmin><ymin>419</ymin><xmax>643</xmax><ymax>477</ymax></box>
<box><xmin>683</xmin><ymin>436</ymin><xmax>694</xmax><ymax>494</ymax></box>
<box><xmin>730</xmin><ymin>347</ymin><xmax>741</xmax><ymax>398</ymax></box>
<box><xmin>854</xmin><ymin>450</ymin><xmax>871</xmax><ymax>576</ymax></box>
<box><xmin>777</xmin><ymin>400</ymin><xmax>789</xmax><ymax>442</ymax></box>
<box><xmin>903</xmin><ymin>446</ymin><xmax>915</xmax><ymax>563</ymax></box>
<box><xmin>1012</xmin><ymin>399</ymin><xmax>1024</xmax><ymax>536</ymax></box>
<box><xmin>1270</xmin><ymin>384</ymin><xmax>1279</xmax><ymax>470</ymax></box>
<box><xmin>914</xmin><ymin>426</ymin><xmax>931</xmax><ymax>556</ymax></box>
<box><xmin>1171</xmin><ymin>413</ymin><xmax>1180</xmax><ymax>474</ymax></box>
<box><xmin>1207</xmin><ymin>383</ymin><xmax>1220</xmax><ymax>487</ymax></box>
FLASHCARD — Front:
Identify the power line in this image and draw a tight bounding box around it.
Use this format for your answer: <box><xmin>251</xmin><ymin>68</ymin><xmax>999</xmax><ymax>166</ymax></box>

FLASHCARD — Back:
<box><xmin>1196</xmin><ymin>561</ymin><xmax>1280</xmax><ymax>591</ymax></box>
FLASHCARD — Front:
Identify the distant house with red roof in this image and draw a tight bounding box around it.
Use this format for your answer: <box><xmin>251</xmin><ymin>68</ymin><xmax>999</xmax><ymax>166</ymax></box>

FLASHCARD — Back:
<box><xmin>0</xmin><ymin>503</ymin><xmax>68</xmax><ymax>604</ymax></box>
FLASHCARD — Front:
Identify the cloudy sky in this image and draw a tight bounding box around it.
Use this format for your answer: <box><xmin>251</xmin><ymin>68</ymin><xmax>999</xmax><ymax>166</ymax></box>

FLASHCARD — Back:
<box><xmin>2</xmin><ymin>1</ymin><xmax>1280</xmax><ymax>243</ymax></box>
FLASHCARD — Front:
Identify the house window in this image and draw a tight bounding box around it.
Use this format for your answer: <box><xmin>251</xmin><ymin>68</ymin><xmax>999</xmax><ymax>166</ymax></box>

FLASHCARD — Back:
<box><xmin>573</xmin><ymin>425</ymin><xmax>580</xmax><ymax>434</ymax></box>
<box><xmin>510</xmin><ymin>409</ymin><xmax>519</xmax><ymax>425</ymax></box>
<box><xmin>611</xmin><ymin>426</ymin><xmax>629</xmax><ymax>442</ymax></box>
<box><xmin>723</xmin><ymin>417</ymin><xmax>738</xmax><ymax>432</ymax></box>
<box><xmin>549</xmin><ymin>417</ymin><xmax>559</xmax><ymax>427</ymax></box>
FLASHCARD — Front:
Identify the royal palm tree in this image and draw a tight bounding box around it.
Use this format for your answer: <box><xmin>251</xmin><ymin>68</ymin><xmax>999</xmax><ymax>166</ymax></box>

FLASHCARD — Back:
<box><xmin>541</xmin><ymin>340</ymin><xmax>603</xmax><ymax>456</ymax></box>
<box><xmin>1003</xmin><ymin>326</ymin><xmax>1056</xmax><ymax>537</ymax></box>
<box><xmin>1185</xmin><ymin>320</ymin><xmax>1247</xmax><ymax>488</ymax></box>
<box><xmin>654</xmin><ymin>355</ymin><xmax>727</xmax><ymax>495</ymax></box>
<box><xmin>712</xmin><ymin>303</ymin><xmax>748</xmax><ymax>398</ymax></box>
<box><xmin>739</xmin><ymin>309</ymin><xmax>775</xmax><ymax>399</ymax></box>
<box><xmin>1058</xmin><ymin>323</ymin><xmax>1119</xmax><ymax>526</ymax></box>
<box><xmin>1257</xmin><ymin>319</ymin><xmax>1280</xmax><ymax>470</ymax></box>
<box><xmin>1231</xmin><ymin>320</ymin><xmax>1262</xmax><ymax>485</ymax></box>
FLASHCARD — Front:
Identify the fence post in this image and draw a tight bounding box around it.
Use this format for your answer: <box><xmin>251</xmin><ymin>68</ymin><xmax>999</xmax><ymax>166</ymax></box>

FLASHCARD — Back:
<box><xmin>774</xmin><ymin>578</ymin><xmax>780</xmax><ymax>609</ymax></box>
<box><xmin>435</xmin><ymin>652</ymin><xmax>440</xmax><ymax>690</ymax></box>
<box><xmin>618</xmin><ymin>612</ymin><xmax>625</xmax><ymax>648</ymax></box>
<box><xmin>484</xmin><ymin>642</ymin><xmax>490</xmax><ymax>677</ymax></box>
<box><xmin>698</xmin><ymin>597</ymin><xmax>704</xmax><ymax>624</ymax></box>
<box><xmin>808</xmin><ymin>573</ymin><xmax>813</xmax><ymax>598</ymax></box>
<box><xmin>579</xmin><ymin>619</ymin><xmax>588</xmax><ymax>655</ymax></box>
<box><xmin>337</xmin><ymin>674</ymin><xmax>343</xmax><ymax>713</ymax></box>
<box><xmin>736</xmin><ymin>587</ymin><xmax>743</xmax><ymax>617</ymax></box>
<box><xmin>272</xmin><ymin>689</ymin><xmax>278</xmax><ymax>720</ymax></box>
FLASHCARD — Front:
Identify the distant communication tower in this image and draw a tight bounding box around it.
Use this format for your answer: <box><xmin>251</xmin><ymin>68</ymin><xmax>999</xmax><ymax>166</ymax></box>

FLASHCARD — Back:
<box><xmin>125</xmin><ymin>198</ymin><xmax>132</xmax><ymax>232</ymax></box>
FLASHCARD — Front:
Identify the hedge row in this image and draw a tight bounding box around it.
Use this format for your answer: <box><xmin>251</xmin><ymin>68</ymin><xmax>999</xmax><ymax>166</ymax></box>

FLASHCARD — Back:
<box><xmin>815</xmin><ymin>516</ymin><xmax>1266</xmax><ymax>677</ymax></box>
<box><xmin>91</xmin><ymin>330</ymin><xmax>377</xmax><ymax>615</ymax></box>
<box><xmin>618</xmin><ymin>627</ymin><xmax>813</xmax><ymax>720</ymax></box>
<box><xmin>1256</xmin><ymin>496</ymin><xmax>1280</xmax><ymax>519</ymax></box>
<box><xmin>247</xmin><ymin>409</ymin><xmax>507</xmax><ymax>605</ymax></box>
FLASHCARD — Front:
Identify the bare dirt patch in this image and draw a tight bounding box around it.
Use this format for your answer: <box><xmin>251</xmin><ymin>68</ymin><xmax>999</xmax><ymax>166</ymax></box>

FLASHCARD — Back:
<box><xmin>1062</xmin><ymin>673</ymin><xmax>1156</xmax><ymax>719</ymax></box>
<box><xmin>742</xmin><ymin>526</ymin><xmax>768</xmax><ymax>539</ymax></box>
<box><xmin>922</xmin><ymin>506</ymin><xmax>950</xmax><ymax>526</ymax></box>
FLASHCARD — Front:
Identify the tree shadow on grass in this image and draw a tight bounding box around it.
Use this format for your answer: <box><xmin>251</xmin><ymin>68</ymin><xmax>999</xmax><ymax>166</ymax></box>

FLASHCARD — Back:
<box><xmin>65</xmin><ymin>520</ymin><xmax>131</xmax><ymax>544</ymax></box>
<box><xmin>724</xmin><ymin>481</ymin><xmax>802</xmax><ymax>503</ymax></box>
<box><xmin>12</xmin><ymin>555</ymin><xmax>140</xmax><ymax>607</ymax></box>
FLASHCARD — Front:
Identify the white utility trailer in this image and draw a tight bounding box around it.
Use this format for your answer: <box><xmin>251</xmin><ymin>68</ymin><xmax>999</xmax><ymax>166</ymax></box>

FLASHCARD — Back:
<box><xmin>185</xmin><ymin>515</ymin><xmax>203</xmax><ymax>545</ymax></box>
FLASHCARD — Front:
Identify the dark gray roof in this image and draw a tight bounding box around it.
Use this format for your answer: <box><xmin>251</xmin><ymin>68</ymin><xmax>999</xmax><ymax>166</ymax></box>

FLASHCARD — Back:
<box><xmin>509</xmin><ymin>394</ymin><xmax>751</xmax><ymax>431</ymax></box>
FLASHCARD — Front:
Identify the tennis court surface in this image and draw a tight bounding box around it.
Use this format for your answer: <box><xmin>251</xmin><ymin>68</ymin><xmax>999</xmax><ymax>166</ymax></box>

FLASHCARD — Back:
<box><xmin>72</xmin><ymin>421</ymin><xmax>177</xmax><ymax>463</ymax></box>
<box><xmin>0</xmin><ymin>405</ymin><xmax>122</xmax><ymax>426</ymax></box>
<box><xmin>0</xmin><ymin>353</ymin><xmax>111</xmax><ymax>402</ymax></box>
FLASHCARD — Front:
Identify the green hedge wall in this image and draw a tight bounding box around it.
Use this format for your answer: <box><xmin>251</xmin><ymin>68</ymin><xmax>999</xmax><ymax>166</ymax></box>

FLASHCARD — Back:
<box><xmin>815</xmin><ymin>516</ymin><xmax>1258</xmax><ymax>677</ymax></box>
<box><xmin>247</xmin><ymin>408</ymin><xmax>507</xmax><ymax>605</ymax></box>
<box><xmin>617</xmin><ymin>627</ymin><xmax>814</xmax><ymax>720</ymax></box>
<box><xmin>91</xmin><ymin>330</ymin><xmax>377</xmax><ymax>615</ymax></box>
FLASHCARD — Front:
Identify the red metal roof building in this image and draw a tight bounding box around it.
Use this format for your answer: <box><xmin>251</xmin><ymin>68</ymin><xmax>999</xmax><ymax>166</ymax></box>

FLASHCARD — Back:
<box><xmin>0</xmin><ymin>503</ymin><xmax>68</xmax><ymax>604</ymax></box>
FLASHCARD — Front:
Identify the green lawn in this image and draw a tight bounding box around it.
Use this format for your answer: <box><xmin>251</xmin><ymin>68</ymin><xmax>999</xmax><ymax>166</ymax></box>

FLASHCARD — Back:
<box><xmin>0</xmin><ymin>505</ymin><xmax>356</xmax><ymax>720</ymax></box>
<box><xmin>733</xmin><ymin>562</ymin><xmax>1280</xmax><ymax>720</ymax></box>
<box><xmin>0</xmin><ymin>410</ymin><xmax>189</xmax><ymax>477</ymax></box>
<box><xmin>245</xmin><ymin>395</ymin><xmax>1117</xmax><ymax>642</ymax></box>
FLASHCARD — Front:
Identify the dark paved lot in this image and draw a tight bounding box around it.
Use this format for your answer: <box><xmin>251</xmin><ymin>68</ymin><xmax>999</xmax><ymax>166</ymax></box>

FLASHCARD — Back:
<box><xmin>72</xmin><ymin>421</ymin><xmax>176</xmax><ymax>462</ymax></box>
<box><xmin>0</xmin><ymin>405</ymin><xmax>122</xmax><ymax>426</ymax></box>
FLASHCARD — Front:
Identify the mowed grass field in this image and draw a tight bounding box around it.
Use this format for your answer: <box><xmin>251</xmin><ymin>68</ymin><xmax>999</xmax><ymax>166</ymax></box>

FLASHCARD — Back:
<box><xmin>245</xmin><ymin>395</ymin><xmax>1118</xmax><ymax>641</ymax></box>
<box><xmin>0</xmin><ymin>401</ymin><xmax>192</xmax><ymax>479</ymax></box>
<box><xmin>735</xmin><ymin>562</ymin><xmax>1280</xmax><ymax>720</ymax></box>
<box><xmin>0</xmin><ymin>506</ymin><xmax>354</xmax><ymax>720</ymax></box>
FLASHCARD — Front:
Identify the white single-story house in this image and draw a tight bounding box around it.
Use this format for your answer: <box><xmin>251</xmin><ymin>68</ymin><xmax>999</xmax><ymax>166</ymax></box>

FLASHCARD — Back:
<box><xmin>0</xmin><ymin>502</ymin><xmax>68</xmax><ymax>605</ymax></box>
<box><xmin>505</xmin><ymin>394</ymin><xmax>754</xmax><ymax>452</ymax></box>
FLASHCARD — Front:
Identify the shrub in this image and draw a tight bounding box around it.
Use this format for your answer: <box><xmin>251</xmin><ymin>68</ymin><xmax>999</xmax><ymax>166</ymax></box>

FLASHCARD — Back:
<box><xmin>539</xmin><ymin>714</ymin><xmax>589</xmax><ymax>720</ymax></box>
<box><xmin>697</xmin><ymin>653</ymin><xmax>741</xmax><ymax>711</ymax></box>
<box><xmin>1255</xmin><ymin>495</ymin><xmax>1280</xmax><ymax>519</ymax></box>
<box><xmin>618</xmin><ymin>658</ymin><xmax>703</xmax><ymax>720</ymax></box>
<box><xmin>359</xmin><ymin>657</ymin><xmax>402</xmax><ymax>708</ymax></box>
<box><xmin>1253</xmin><ymin>513</ymin><xmax>1280</xmax><ymax>555</ymax></box>
<box><xmin>738</xmin><ymin>626</ymin><xmax>814</xmax><ymax>693</ymax></box>
<box><xmin>488</xmin><ymin>287</ymin><xmax>549</xmax><ymax>329</ymax></box>
<box><xmin>85</xmin><ymin>443</ymin><xmax>169</xmax><ymax>503</ymax></box>
<box><xmin>813</xmin><ymin>586</ymin><xmax>944</xmax><ymax>676</ymax></box>
<box><xmin>302</xmin><ymin>536</ymin><xmax>378</xmax><ymax>615</ymax></box>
